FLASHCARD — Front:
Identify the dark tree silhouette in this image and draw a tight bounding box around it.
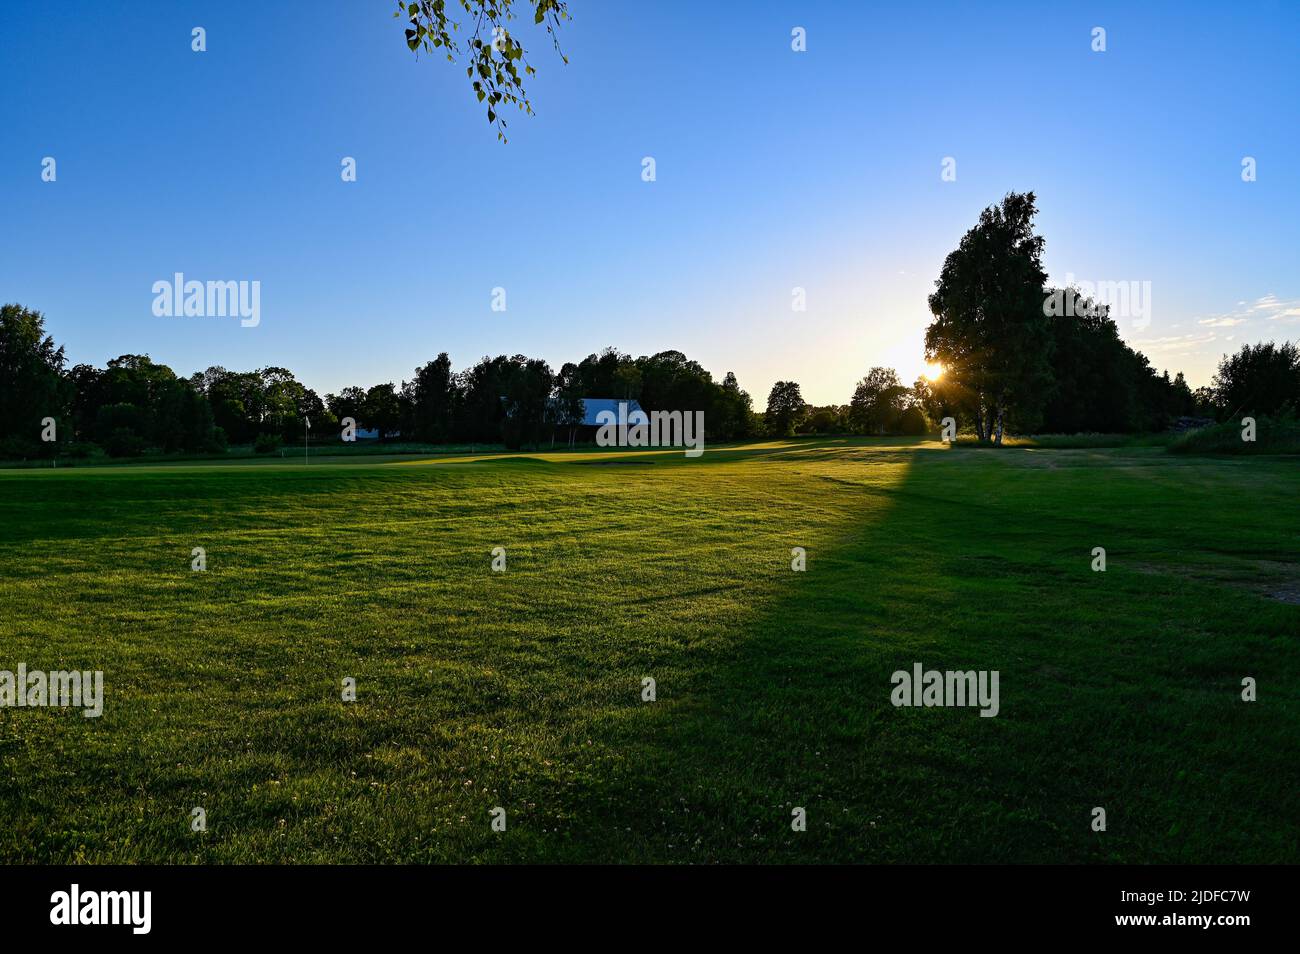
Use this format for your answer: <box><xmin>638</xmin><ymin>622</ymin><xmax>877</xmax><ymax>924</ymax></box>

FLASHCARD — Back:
<box><xmin>925</xmin><ymin>192</ymin><xmax>1052</xmax><ymax>443</ymax></box>
<box><xmin>0</xmin><ymin>303</ymin><xmax>69</xmax><ymax>456</ymax></box>
<box><xmin>1211</xmin><ymin>341</ymin><xmax>1300</xmax><ymax>418</ymax></box>
<box><xmin>765</xmin><ymin>381</ymin><xmax>807</xmax><ymax>437</ymax></box>
<box><xmin>849</xmin><ymin>367</ymin><xmax>909</xmax><ymax>435</ymax></box>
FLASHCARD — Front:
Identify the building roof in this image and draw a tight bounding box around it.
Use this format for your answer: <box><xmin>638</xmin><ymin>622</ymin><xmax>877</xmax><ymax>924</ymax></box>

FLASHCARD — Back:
<box><xmin>578</xmin><ymin>398</ymin><xmax>645</xmax><ymax>427</ymax></box>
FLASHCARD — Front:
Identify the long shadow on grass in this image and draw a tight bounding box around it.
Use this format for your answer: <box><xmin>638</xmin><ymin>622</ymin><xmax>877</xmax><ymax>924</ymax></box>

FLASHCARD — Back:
<box><xmin>531</xmin><ymin>445</ymin><xmax>1299</xmax><ymax>864</ymax></box>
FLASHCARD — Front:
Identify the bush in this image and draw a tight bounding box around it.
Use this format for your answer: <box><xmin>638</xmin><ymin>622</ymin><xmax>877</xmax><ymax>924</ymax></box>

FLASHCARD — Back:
<box><xmin>896</xmin><ymin>406</ymin><xmax>928</xmax><ymax>435</ymax></box>
<box><xmin>105</xmin><ymin>428</ymin><xmax>148</xmax><ymax>458</ymax></box>
<box><xmin>202</xmin><ymin>427</ymin><xmax>229</xmax><ymax>455</ymax></box>
<box><xmin>0</xmin><ymin>435</ymin><xmax>41</xmax><ymax>460</ymax></box>
<box><xmin>1168</xmin><ymin>413</ymin><xmax>1300</xmax><ymax>455</ymax></box>
<box><xmin>62</xmin><ymin>441</ymin><xmax>98</xmax><ymax>459</ymax></box>
<box><xmin>254</xmin><ymin>433</ymin><xmax>283</xmax><ymax>454</ymax></box>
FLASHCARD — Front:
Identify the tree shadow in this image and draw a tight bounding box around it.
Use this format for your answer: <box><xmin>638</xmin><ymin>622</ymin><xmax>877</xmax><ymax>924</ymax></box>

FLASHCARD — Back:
<box><xmin>526</xmin><ymin>444</ymin><xmax>1299</xmax><ymax>863</ymax></box>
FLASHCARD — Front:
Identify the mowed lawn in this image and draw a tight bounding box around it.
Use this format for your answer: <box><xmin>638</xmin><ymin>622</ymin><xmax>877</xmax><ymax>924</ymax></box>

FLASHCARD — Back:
<box><xmin>0</xmin><ymin>439</ymin><xmax>1296</xmax><ymax>863</ymax></box>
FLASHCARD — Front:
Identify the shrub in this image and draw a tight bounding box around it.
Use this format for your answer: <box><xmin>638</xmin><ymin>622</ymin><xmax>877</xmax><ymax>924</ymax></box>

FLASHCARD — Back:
<box><xmin>253</xmin><ymin>433</ymin><xmax>283</xmax><ymax>454</ymax></box>
<box><xmin>1168</xmin><ymin>413</ymin><xmax>1300</xmax><ymax>455</ymax></box>
<box><xmin>896</xmin><ymin>406</ymin><xmax>928</xmax><ymax>435</ymax></box>
<box><xmin>202</xmin><ymin>427</ymin><xmax>229</xmax><ymax>455</ymax></box>
<box><xmin>0</xmin><ymin>435</ymin><xmax>41</xmax><ymax>460</ymax></box>
<box><xmin>62</xmin><ymin>441</ymin><xmax>98</xmax><ymax>459</ymax></box>
<box><xmin>105</xmin><ymin>429</ymin><xmax>148</xmax><ymax>458</ymax></box>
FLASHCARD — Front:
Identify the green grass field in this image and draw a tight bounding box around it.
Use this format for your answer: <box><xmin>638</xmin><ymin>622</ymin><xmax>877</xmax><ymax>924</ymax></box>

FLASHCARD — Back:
<box><xmin>1</xmin><ymin>438</ymin><xmax>1296</xmax><ymax>863</ymax></box>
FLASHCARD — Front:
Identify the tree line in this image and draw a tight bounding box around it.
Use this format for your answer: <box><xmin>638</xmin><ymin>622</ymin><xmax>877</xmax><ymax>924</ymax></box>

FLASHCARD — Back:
<box><xmin>4</xmin><ymin>192</ymin><xmax>1297</xmax><ymax>461</ymax></box>
<box><xmin>920</xmin><ymin>191</ymin><xmax>1299</xmax><ymax>443</ymax></box>
<box><xmin>0</xmin><ymin>313</ymin><xmax>768</xmax><ymax>459</ymax></box>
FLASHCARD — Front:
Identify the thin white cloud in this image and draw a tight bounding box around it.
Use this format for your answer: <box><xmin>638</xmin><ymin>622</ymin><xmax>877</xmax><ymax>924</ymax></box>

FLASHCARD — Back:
<box><xmin>1193</xmin><ymin>294</ymin><xmax>1300</xmax><ymax>328</ymax></box>
<box><xmin>1132</xmin><ymin>331</ymin><xmax>1217</xmax><ymax>351</ymax></box>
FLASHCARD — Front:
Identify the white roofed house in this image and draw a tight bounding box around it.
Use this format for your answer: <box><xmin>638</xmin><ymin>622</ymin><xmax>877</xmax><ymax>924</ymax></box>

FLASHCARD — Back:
<box><xmin>549</xmin><ymin>397</ymin><xmax>646</xmax><ymax>447</ymax></box>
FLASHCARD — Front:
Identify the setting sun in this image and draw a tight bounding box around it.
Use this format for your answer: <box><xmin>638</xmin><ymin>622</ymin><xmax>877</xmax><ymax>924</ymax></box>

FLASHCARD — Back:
<box><xmin>924</xmin><ymin>362</ymin><xmax>945</xmax><ymax>381</ymax></box>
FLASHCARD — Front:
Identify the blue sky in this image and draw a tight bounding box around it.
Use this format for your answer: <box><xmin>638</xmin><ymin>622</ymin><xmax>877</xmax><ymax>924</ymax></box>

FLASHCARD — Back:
<box><xmin>2</xmin><ymin>0</ymin><xmax>1297</xmax><ymax>406</ymax></box>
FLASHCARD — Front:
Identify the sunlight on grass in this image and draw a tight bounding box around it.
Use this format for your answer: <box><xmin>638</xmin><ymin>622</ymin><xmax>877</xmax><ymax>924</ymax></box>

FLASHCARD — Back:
<box><xmin>0</xmin><ymin>439</ymin><xmax>1295</xmax><ymax>863</ymax></box>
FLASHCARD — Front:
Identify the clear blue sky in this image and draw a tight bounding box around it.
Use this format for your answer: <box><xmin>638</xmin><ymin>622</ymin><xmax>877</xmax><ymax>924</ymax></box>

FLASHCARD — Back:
<box><xmin>2</xmin><ymin>0</ymin><xmax>1297</xmax><ymax>406</ymax></box>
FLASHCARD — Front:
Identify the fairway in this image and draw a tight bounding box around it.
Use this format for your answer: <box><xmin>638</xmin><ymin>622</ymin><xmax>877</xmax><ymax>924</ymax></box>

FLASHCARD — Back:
<box><xmin>1</xmin><ymin>439</ymin><xmax>1296</xmax><ymax>863</ymax></box>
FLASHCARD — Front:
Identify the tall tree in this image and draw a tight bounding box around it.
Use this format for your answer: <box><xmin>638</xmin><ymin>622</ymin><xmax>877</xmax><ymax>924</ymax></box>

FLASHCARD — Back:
<box><xmin>1211</xmin><ymin>341</ymin><xmax>1300</xmax><ymax>418</ymax></box>
<box><xmin>572</xmin><ymin>347</ymin><xmax>637</xmax><ymax>399</ymax></box>
<box><xmin>259</xmin><ymin>367</ymin><xmax>311</xmax><ymax>441</ymax></box>
<box><xmin>765</xmin><ymin>381</ymin><xmax>807</xmax><ymax>437</ymax></box>
<box><xmin>500</xmin><ymin>356</ymin><xmax>554</xmax><ymax>449</ymax></box>
<box><xmin>0</xmin><ymin>303</ymin><xmax>69</xmax><ymax>452</ymax></box>
<box><xmin>636</xmin><ymin>350</ymin><xmax>712</xmax><ymax>412</ymax></box>
<box><xmin>925</xmin><ymin>192</ymin><xmax>1053</xmax><ymax>443</ymax></box>
<box><xmin>849</xmin><ymin>367</ymin><xmax>909</xmax><ymax>434</ymax></box>
<box><xmin>458</xmin><ymin>355</ymin><xmax>513</xmax><ymax>442</ymax></box>
<box><xmin>552</xmin><ymin>362</ymin><xmax>586</xmax><ymax>447</ymax></box>
<box><xmin>363</xmin><ymin>383</ymin><xmax>403</xmax><ymax>441</ymax></box>
<box><xmin>710</xmin><ymin>371</ymin><xmax>754</xmax><ymax>442</ymax></box>
<box><xmin>404</xmin><ymin>353</ymin><xmax>458</xmax><ymax>442</ymax></box>
<box><xmin>194</xmin><ymin>366</ymin><xmax>271</xmax><ymax>444</ymax></box>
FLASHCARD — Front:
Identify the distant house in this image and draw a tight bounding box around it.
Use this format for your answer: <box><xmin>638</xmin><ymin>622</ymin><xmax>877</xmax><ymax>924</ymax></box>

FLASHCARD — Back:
<box><xmin>577</xmin><ymin>398</ymin><xmax>644</xmax><ymax>427</ymax></box>
<box><xmin>550</xmin><ymin>397</ymin><xmax>646</xmax><ymax>446</ymax></box>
